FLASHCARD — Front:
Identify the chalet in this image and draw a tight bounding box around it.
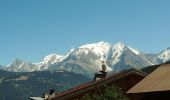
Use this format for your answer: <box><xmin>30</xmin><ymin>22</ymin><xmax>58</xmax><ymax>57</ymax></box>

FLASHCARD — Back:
<box><xmin>46</xmin><ymin>69</ymin><xmax>147</xmax><ymax>100</ymax></box>
<box><xmin>29</xmin><ymin>97</ymin><xmax>44</xmax><ymax>100</ymax></box>
<box><xmin>127</xmin><ymin>64</ymin><xmax>170</xmax><ymax>100</ymax></box>
<box><xmin>30</xmin><ymin>89</ymin><xmax>55</xmax><ymax>100</ymax></box>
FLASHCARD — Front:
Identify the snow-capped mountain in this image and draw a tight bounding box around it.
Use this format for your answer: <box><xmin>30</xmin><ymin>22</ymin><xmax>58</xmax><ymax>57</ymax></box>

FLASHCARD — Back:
<box><xmin>6</xmin><ymin>54</ymin><xmax>63</xmax><ymax>72</ymax></box>
<box><xmin>35</xmin><ymin>54</ymin><xmax>63</xmax><ymax>70</ymax></box>
<box><xmin>47</xmin><ymin>41</ymin><xmax>161</xmax><ymax>77</ymax></box>
<box><xmin>158</xmin><ymin>47</ymin><xmax>170</xmax><ymax>63</ymax></box>
<box><xmin>40</xmin><ymin>54</ymin><xmax>63</xmax><ymax>65</ymax></box>
<box><xmin>6</xmin><ymin>59</ymin><xmax>38</xmax><ymax>72</ymax></box>
<box><xmin>48</xmin><ymin>42</ymin><xmax>113</xmax><ymax>76</ymax></box>
<box><xmin>0</xmin><ymin>65</ymin><xmax>5</xmax><ymax>70</ymax></box>
<box><xmin>4</xmin><ymin>41</ymin><xmax>170</xmax><ymax>77</ymax></box>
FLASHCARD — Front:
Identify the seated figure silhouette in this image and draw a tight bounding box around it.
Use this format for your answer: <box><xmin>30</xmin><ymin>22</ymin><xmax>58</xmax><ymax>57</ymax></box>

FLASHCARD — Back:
<box><xmin>93</xmin><ymin>62</ymin><xmax>107</xmax><ymax>81</ymax></box>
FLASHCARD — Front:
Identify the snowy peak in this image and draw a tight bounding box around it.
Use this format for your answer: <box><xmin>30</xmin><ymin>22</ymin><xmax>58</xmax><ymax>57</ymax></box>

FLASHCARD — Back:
<box><xmin>34</xmin><ymin>54</ymin><xmax>63</xmax><ymax>70</ymax></box>
<box><xmin>9</xmin><ymin>59</ymin><xmax>25</xmax><ymax>67</ymax></box>
<box><xmin>158</xmin><ymin>48</ymin><xmax>170</xmax><ymax>62</ymax></box>
<box><xmin>6</xmin><ymin>59</ymin><xmax>37</xmax><ymax>72</ymax></box>
<box><xmin>128</xmin><ymin>47</ymin><xmax>141</xmax><ymax>55</ymax></box>
<box><xmin>112</xmin><ymin>42</ymin><xmax>127</xmax><ymax>56</ymax></box>
<box><xmin>41</xmin><ymin>54</ymin><xmax>63</xmax><ymax>65</ymax></box>
<box><xmin>80</xmin><ymin>41</ymin><xmax>111</xmax><ymax>49</ymax></box>
<box><xmin>79</xmin><ymin>41</ymin><xmax>111</xmax><ymax>56</ymax></box>
<box><xmin>113</xmin><ymin>42</ymin><xmax>141</xmax><ymax>55</ymax></box>
<box><xmin>113</xmin><ymin>42</ymin><xmax>126</xmax><ymax>50</ymax></box>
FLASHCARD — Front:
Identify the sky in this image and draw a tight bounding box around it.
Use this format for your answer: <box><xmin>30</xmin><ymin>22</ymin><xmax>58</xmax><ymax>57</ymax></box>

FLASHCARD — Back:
<box><xmin>0</xmin><ymin>0</ymin><xmax>170</xmax><ymax>65</ymax></box>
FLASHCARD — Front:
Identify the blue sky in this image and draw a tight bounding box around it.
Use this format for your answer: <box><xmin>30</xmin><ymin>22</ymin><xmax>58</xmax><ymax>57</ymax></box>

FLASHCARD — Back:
<box><xmin>0</xmin><ymin>0</ymin><xmax>170</xmax><ymax>65</ymax></box>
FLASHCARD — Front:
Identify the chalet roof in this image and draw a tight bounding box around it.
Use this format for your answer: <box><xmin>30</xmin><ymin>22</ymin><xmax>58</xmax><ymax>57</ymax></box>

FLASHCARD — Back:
<box><xmin>29</xmin><ymin>97</ymin><xmax>44</xmax><ymax>100</ymax></box>
<box><xmin>127</xmin><ymin>64</ymin><xmax>170</xmax><ymax>93</ymax></box>
<box><xmin>49</xmin><ymin>69</ymin><xmax>147</xmax><ymax>100</ymax></box>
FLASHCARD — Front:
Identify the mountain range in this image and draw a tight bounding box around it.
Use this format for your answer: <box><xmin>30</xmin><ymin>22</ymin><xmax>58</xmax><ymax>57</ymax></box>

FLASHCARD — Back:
<box><xmin>1</xmin><ymin>41</ymin><xmax>170</xmax><ymax>77</ymax></box>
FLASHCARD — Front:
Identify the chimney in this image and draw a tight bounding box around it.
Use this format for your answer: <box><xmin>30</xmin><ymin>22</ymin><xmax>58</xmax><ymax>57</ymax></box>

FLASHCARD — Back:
<box><xmin>42</xmin><ymin>93</ymin><xmax>49</xmax><ymax>99</ymax></box>
<box><xmin>48</xmin><ymin>89</ymin><xmax>55</xmax><ymax>98</ymax></box>
<box><xmin>49</xmin><ymin>89</ymin><xmax>54</xmax><ymax>95</ymax></box>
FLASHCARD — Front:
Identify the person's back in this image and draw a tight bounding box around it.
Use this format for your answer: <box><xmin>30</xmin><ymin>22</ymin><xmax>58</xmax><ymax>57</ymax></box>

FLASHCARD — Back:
<box><xmin>99</xmin><ymin>70</ymin><xmax>107</xmax><ymax>77</ymax></box>
<box><xmin>93</xmin><ymin>62</ymin><xmax>107</xmax><ymax>81</ymax></box>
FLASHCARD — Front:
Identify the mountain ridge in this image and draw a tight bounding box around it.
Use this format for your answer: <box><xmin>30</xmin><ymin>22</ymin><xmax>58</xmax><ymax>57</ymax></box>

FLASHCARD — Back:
<box><xmin>3</xmin><ymin>41</ymin><xmax>170</xmax><ymax>77</ymax></box>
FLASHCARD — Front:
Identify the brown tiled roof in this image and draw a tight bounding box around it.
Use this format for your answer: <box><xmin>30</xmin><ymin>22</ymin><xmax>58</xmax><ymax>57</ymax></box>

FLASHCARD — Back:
<box><xmin>49</xmin><ymin>69</ymin><xmax>147</xmax><ymax>100</ymax></box>
<box><xmin>127</xmin><ymin>64</ymin><xmax>170</xmax><ymax>93</ymax></box>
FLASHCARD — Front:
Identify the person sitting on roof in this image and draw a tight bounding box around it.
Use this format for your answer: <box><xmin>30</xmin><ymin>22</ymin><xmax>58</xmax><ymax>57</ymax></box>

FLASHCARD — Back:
<box><xmin>93</xmin><ymin>62</ymin><xmax>107</xmax><ymax>81</ymax></box>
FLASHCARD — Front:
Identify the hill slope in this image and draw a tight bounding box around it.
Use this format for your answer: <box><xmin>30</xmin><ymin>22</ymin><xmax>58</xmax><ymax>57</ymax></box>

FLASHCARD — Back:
<box><xmin>0</xmin><ymin>70</ymin><xmax>90</xmax><ymax>100</ymax></box>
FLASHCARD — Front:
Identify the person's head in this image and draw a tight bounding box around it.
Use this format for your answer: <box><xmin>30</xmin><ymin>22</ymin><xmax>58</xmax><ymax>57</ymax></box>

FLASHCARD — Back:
<box><xmin>102</xmin><ymin>64</ymin><xmax>106</xmax><ymax>71</ymax></box>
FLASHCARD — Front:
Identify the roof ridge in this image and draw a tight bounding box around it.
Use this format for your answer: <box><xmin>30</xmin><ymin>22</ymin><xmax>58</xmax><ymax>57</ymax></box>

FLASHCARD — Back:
<box><xmin>51</xmin><ymin>69</ymin><xmax>147</xmax><ymax>99</ymax></box>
